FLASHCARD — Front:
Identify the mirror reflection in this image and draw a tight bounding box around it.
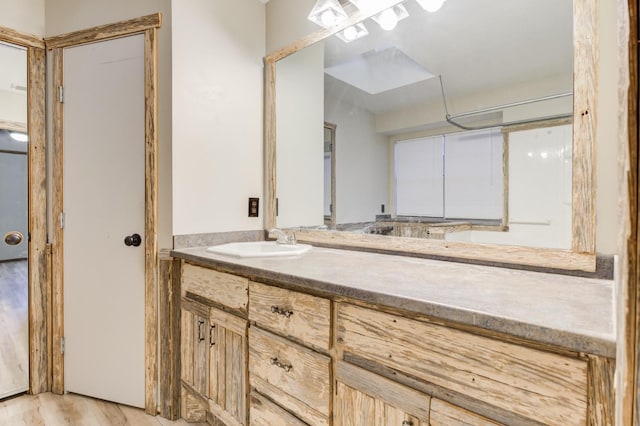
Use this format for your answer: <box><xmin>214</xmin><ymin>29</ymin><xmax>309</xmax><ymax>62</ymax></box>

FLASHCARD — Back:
<box><xmin>0</xmin><ymin>40</ymin><xmax>29</xmax><ymax>398</ymax></box>
<box><xmin>276</xmin><ymin>0</ymin><xmax>573</xmax><ymax>249</ymax></box>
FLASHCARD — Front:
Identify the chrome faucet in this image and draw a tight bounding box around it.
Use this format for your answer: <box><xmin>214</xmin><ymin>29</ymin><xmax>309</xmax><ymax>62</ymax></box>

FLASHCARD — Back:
<box><xmin>270</xmin><ymin>228</ymin><xmax>296</xmax><ymax>245</ymax></box>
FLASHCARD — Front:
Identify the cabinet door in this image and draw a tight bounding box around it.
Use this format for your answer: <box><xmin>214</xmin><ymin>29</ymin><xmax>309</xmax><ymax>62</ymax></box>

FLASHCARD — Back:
<box><xmin>181</xmin><ymin>298</ymin><xmax>210</xmax><ymax>395</ymax></box>
<box><xmin>334</xmin><ymin>362</ymin><xmax>429</xmax><ymax>426</ymax></box>
<box><xmin>208</xmin><ymin>306</ymin><xmax>248</xmax><ymax>426</ymax></box>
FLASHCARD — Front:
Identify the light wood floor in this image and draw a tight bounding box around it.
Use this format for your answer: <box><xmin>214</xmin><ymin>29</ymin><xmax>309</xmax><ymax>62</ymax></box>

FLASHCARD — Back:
<box><xmin>0</xmin><ymin>392</ymin><xmax>207</xmax><ymax>425</ymax></box>
<box><xmin>0</xmin><ymin>259</ymin><xmax>28</xmax><ymax>399</ymax></box>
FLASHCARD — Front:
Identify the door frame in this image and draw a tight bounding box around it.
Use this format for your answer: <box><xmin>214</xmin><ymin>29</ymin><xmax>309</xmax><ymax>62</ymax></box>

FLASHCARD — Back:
<box><xmin>324</xmin><ymin>122</ymin><xmax>336</xmax><ymax>228</ymax></box>
<box><xmin>0</xmin><ymin>26</ymin><xmax>48</xmax><ymax>396</ymax></box>
<box><xmin>46</xmin><ymin>14</ymin><xmax>162</xmax><ymax>414</ymax></box>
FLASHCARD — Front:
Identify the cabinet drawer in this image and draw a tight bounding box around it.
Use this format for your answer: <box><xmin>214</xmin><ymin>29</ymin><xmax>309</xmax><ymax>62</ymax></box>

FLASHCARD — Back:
<box><xmin>182</xmin><ymin>263</ymin><xmax>248</xmax><ymax>313</ymax></box>
<box><xmin>430</xmin><ymin>399</ymin><xmax>503</xmax><ymax>426</ymax></box>
<box><xmin>249</xmin><ymin>327</ymin><xmax>331</xmax><ymax>421</ymax></box>
<box><xmin>336</xmin><ymin>303</ymin><xmax>588</xmax><ymax>426</ymax></box>
<box><xmin>250</xmin><ymin>392</ymin><xmax>308</xmax><ymax>426</ymax></box>
<box><xmin>249</xmin><ymin>281</ymin><xmax>331</xmax><ymax>351</ymax></box>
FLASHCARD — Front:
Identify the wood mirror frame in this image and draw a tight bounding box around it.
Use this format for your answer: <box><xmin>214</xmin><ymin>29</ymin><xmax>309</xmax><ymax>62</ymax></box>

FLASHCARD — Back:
<box><xmin>264</xmin><ymin>0</ymin><xmax>597</xmax><ymax>272</ymax></box>
<box><xmin>0</xmin><ymin>26</ymin><xmax>48</xmax><ymax>394</ymax></box>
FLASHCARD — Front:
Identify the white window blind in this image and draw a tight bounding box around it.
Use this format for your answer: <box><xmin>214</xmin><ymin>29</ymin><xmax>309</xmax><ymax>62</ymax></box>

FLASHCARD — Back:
<box><xmin>444</xmin><ymin>128</ymin><xmax>503</xmax><ymax>219</ymax></box>
<box><xmin>394</xmin><ymin>136</ymin><xmax>443</xmax><ymax>216</ymax></box>
<box><xmin>394</xmin><ymin>128</ymin><xmax>503</xmax><ymax>220</ymax></box>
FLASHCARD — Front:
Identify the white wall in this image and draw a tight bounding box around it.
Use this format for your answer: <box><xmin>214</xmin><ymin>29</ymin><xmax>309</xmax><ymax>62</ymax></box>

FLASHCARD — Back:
<box><xmin>325</xmin><ymin>96</ymin><xmax>388</xmax><ymax>224</ymax></box>
<box><xmin>266</xmin><ymin>0</ymin><xmax>317</xmax><ymax>53</ymax></box>
<box><xmin>0</xmin><ymin>0</ymin><xmax>45</xmax><ymax>37</ymax></box>
<box><xmin>595</xmin><ymin>0</ymin><xmax>619</xmax><ymax>255</ymax></box>
<box><xmin>45</xmin><ymin>0</ymin><xmax>174</xmax><ymax>248</ymax></box>
<box><xmin>172</xmin><ymin>0</ymin><xmax>265</xmax><ymax>236</ymax></box>
<box><xmin>0</xmin><ymin>91</ymin><xmax>27</xmax><ymax>124</ymax></box>
<box><xmin>276</xmin><ymin>43</ymin><xmax>325</xmax><ymax>228</ymax></box>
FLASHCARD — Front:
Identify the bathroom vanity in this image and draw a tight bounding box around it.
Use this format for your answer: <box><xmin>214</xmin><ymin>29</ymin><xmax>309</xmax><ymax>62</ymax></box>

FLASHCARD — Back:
<box><xmin>171</xmin><ymin>245</ymin><xmax>614</xmax><ymax>425</ymax></box>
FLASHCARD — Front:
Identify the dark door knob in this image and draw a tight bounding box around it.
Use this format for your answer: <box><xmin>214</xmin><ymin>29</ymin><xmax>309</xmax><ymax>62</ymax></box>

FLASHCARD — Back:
<box><xmin>124</xmin><ymin>233</ymin><xmax>142</xmax><ymax>247</ymax></box>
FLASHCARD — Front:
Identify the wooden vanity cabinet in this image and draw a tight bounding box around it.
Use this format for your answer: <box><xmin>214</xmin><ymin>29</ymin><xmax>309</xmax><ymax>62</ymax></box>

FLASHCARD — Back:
<box><xmin>180</xmin><ymin>262</ymin><xmax>249</xmax><ymax>426</ymax></box>
<box><xmin>176</xmin><ymin>260</ymin><xmax>613</xmax><ymax>425</ymax></box>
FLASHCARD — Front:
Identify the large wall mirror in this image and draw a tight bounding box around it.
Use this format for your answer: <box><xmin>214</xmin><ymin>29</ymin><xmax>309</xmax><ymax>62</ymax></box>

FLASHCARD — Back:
<box><xmin>265</xmin><ymin>0</ymin><xmax>597</xmax><ymax>271</ymax></box>
<box><xmin>0</xmin><ymin>26</ymin><xmax>47</xmax><ymax>394</ymax></box>
<box><xmin>0</xmin><ymin>39</ymin><xmax>29</xmax><ymax>400</ymax></box>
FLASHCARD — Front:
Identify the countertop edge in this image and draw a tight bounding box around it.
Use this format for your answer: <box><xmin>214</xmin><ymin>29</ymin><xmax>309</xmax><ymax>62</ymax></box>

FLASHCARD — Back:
<box><xmin>171</xmin><ymin>249</ymin><xmax>616</xmax><ymax>358</ymax></box>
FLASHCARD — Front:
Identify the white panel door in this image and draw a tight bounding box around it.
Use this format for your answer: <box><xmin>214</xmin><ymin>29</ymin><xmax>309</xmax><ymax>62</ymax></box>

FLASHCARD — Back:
<box><xmin>63</xmin><ymin>34</ymin><xmax>145</xmax><ymax>408</ymax></box>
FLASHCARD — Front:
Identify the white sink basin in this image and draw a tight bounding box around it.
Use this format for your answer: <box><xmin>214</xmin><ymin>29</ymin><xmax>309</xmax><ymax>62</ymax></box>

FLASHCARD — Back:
<box><xmin>205</xmin><ymin>241</ymin><xmax>312</xmax><ymax>258</ymax></box>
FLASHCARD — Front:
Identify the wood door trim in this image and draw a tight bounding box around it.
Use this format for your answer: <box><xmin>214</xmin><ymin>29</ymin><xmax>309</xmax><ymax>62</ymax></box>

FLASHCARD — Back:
<box><xmin>0</xmin><ymin>26</ymin><xmax>45</xmax><ymax>49</ymax></box>
<box><xmin>49</xmin><ymin>16</ymin><xmax>161</xmax><ymax>415</ymax></box>
<box><xmin>0</xmin><ymin>28</ymin><xmax>49</xmax><ymax>396</ymax></box>
<box><xmin>144</xmin><ymin>27</ymin><xmax>159</xmax><ymax>415</ymax></box>
<box><xmin>44</xmin><ymin>14</ymin><xmax>161</xmax><ymax>49</ymax></box>
<box><xmin>0</xmin><ymin>119</ymin><xmax>27</xmax><ymax>133</ymax></box>
<box><xmin>620</xmin><ymin>0</ymin><xmax>638</xmax><ymax>423</ymax></box>
<box><xmin>27</xmin><ymin>41</ymin><xmax>48</xmax><ymax>395</ymax></box>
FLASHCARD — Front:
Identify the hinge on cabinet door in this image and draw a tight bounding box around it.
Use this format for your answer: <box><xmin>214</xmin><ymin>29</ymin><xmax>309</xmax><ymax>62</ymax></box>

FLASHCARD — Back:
<box><xmin>61</xmin><ymin>337</ymin><xmax>65</xmax><ymax>355</ymax></box>
<box><xmin>59</xmin><ymin>212</ymin><xmax>65</xmax><ymax>229</ymax></box>
<box><xmin>58</xmin><ymin>86</ymin><xmax>64</xmax><ymax>103</ymax></box>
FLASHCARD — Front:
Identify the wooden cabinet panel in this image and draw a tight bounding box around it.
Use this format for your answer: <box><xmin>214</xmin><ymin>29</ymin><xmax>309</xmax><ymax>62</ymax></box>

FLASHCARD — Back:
<box><xmin>336</xmin><ymin>303</ymin><xmax>588</xmax><ymax>425</ymax></box>
<box><xmin>208</xmin><ymin>306</ymin><xmax>248</xmax><ymax>426</ymax></box>
<box><xmin>249</xmin><ymin>326</ymin><xmax>331</xmax><ymax>417</ymax></box>
<box><xmin>182</xmin><ymin>263</ymin><xmax>248</xmax><ymax>313</ymax></box>
<box><xmin>249</xmin><ymin>281</ymin><xmax>331</xmax><ymax>351</ymax></box>
<box><xmin>181</xmin><ymin>298</ymin><xmax>209</xmax><ymax>394</ymax></box>
<box><xmin>334</xmin><ymin>361</ymin><xmax>430</xmax><ymax>426</ymax></box>
<box><xmin>430</xmin><ymin>399</ymin><xmax>503</xmax><ymax>426</ymax></box>
<box><xmin>250</xmin><ymin>392</ymin><xmax>308</xmax><ymax>426</ymax></box>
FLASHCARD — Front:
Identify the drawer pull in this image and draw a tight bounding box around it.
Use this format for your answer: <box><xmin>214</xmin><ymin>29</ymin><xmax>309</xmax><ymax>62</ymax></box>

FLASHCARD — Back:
<box><xmin>271</xmin><ymin>306</ymin><xmax>294</xmax><ymax>318</ymax></box>
<box><xmin>210</xmin><ymin>325</ymin><xmax>216</xmax><ymax>346</ymax></box>
<box><xmin>402</xmin><ymin>421</ymin><xmax>413</xmax><ymax>426</ymax></box>
<box><xmin>198</xmin><ymin>319</ymin><xmax>205</xmax><ymax>342</ymax></box>
<box><xmin>270</xmin><ymin>357</ymin><xmax>292</xmax><ymax>372</ymax></box>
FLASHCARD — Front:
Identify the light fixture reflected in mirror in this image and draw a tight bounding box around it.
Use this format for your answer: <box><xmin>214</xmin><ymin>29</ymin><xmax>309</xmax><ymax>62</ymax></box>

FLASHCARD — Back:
<box><xmin>307</xmin><ymin>0</ymin><xmax>349</xmax><ymax>28</ymax></box>
<box><xmin>372</xmin><ymin>4</ymin><xmax>409</xmax><ymax>31</ymax></box>
<box><xmin>416</xmin><ymin>0</ymin><xmax>447</xmax><ymax>12</ymax></box>
<box><xmin>336</xmin><ymin>22</ymin><xmax>369</xmax><ymax>42</ymax></box>
<box><xmin>9</xmin><ymin>132</ymin><xmax>28</xmax><ymax>142</ymax></box>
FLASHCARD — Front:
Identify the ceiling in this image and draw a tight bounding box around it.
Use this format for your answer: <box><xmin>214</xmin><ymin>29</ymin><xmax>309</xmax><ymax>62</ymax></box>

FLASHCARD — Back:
<box><xmin>322</xmin><ymin>0</ymin><xmax>573</xmax><ymax>115</ymax></box>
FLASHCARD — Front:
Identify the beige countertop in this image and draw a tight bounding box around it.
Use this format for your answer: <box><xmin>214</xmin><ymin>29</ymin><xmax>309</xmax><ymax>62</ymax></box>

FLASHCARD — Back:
<box><xmin>172</xmin><ymin>245</ymin><xmax>615</xmax><ymax>358</ymax></box>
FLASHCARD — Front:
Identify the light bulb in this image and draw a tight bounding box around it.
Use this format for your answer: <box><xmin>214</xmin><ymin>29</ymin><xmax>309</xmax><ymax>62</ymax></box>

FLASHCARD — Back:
<box><xmin>321</xmin><ymin>9</ymin><xmax>337</xmax><ymax>27</ymax></box>
<box><xmin>343</xmin><ymin>26</ymin><xmax>358</xmax><ymax>41</ymax></box>
<box><xmin>9</xmin><ymin>132</ymin><xmax>28</xmax><ymax>142</ymax></box>
<box><xmin>420</xmin><ymin>0</ymin><xmax>446</xmax><ymax>12</ymax></box>
<box><xmin>377</xmin><ymin>8</ymin><xmax>398</xmax><ymax>31</ymax></box>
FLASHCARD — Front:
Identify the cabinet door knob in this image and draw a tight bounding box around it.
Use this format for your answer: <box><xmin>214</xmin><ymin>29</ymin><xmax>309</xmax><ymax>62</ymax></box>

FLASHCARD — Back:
<box><xmin>271</xmin><ymin>306</ymin><xmax>293</xmax><ymax>318</ymax></box>
<box><xmin>197</xmin><ymin>319</ymin><xmax>205</xmax><ymax>342</ymax></box>
<box><xmin>210</xmin><ymin>325</ymin><xmax>216</xmax><ymax>346</ymax></box>
<box><xmin>402</xmin><ymin>421</ymin><xmax>413</xmax><ymax>426</ymax></box>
